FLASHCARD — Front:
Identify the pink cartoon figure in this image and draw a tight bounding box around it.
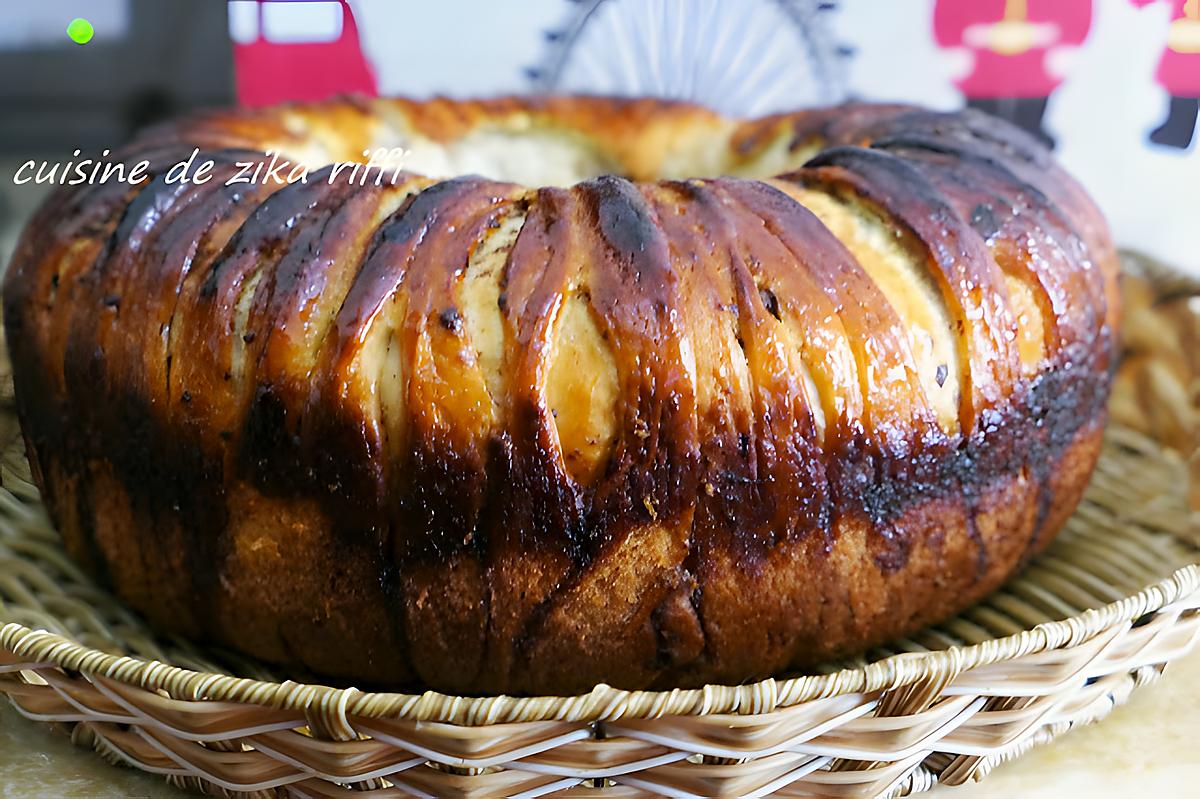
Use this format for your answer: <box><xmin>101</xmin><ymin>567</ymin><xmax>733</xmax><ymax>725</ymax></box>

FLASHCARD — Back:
<box><xmin>1132</xmin><ymin>0</ymin><xmax>1200</xmax><ymax>149</ymax></box>
<box><xmin>935</xmin><ymin>0</ymin><xmax>1094</xmax><ymax>148</ymax></box>
<box><xmin>230</xmin><ymin>0</ymin><xmax>377</xmax><ymax>107</ymax></box>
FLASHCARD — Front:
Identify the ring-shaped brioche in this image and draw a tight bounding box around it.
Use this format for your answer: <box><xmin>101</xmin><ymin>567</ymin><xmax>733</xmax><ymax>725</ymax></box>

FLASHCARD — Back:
<box><xmin>3</xmin><ymin>97</ymin><xmax>1118</xmax><ymax>694</ymax></box>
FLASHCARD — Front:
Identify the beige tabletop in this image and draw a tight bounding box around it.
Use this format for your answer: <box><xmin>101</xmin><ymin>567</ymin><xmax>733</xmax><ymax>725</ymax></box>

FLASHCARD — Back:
<box><xmin>1</xmin><ymin>648</ymin><xmax>1197</xmax><ymax>798</ymax></box>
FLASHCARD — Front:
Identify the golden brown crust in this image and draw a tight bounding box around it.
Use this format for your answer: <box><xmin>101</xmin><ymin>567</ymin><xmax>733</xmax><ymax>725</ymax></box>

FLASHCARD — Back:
<box><xmin>3</xmin><ymin>96</ymin><xmax>1118</xmax><ymax>694</ymax></box>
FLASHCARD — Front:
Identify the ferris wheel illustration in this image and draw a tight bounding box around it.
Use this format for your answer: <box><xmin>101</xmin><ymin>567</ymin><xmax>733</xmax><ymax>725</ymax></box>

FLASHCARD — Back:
<box><xmin>527</xmin><ymin>0</ymin><xmax>852</xmax><ymax>116</ymax></box>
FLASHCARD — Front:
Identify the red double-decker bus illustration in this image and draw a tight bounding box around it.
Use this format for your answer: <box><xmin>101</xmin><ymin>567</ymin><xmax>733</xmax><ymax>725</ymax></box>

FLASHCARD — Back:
<box><xmin>230</xmin><ymin>0</ymin><xmax>377</xmax><ymax>106</ymax></box>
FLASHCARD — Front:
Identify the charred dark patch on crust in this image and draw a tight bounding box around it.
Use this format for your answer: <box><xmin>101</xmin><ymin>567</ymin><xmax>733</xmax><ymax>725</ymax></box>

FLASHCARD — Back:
<box><xmin>2</xmin><ymin>98</ymin><xmax>1118</xmax><ymax>694</ymax></box>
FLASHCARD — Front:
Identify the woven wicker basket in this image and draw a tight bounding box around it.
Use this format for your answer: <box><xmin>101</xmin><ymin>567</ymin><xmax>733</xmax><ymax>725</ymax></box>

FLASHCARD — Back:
<box><xmin>0</xmin><ymin>255</ymin><xmax>1197</xmax><ymax>799</ymax></box>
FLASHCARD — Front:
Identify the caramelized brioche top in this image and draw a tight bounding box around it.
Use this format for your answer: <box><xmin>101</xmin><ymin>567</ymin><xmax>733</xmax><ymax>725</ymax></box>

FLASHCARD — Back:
<box><xmin>5</xmin><ymin>96</ymin><xmax>1118</xmax><ymax>573</ymax></box>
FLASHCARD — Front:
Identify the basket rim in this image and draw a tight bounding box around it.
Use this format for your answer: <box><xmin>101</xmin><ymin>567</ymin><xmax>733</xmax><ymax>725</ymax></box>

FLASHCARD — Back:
<box><xmin>3</xmin><ymin>561</ymin><xmax>1197</xmax><ymax>726</ymax></box>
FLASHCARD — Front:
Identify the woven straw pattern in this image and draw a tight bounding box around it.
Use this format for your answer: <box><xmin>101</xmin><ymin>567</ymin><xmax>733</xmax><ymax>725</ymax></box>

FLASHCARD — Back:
<box><xmin>0</xmin><ymin>256</ymin><xmax>1197</xmax><ymax>798</ymax></box>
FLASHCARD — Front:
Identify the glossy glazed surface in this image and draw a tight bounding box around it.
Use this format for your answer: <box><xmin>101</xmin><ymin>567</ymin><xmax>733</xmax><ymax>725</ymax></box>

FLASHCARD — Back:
<box><xmin>3</xmin><ymin>97</ymin><xmax>1118</xmax><ymax>693</ymax></box>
